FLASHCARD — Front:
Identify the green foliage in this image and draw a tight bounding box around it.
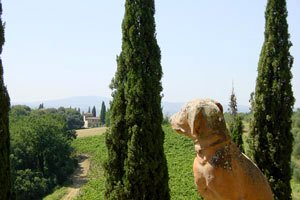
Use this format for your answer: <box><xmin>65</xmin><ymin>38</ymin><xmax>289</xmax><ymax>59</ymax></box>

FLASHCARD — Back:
<box><xmin>10</xmin><ymin>107</ymin><xmax>77</xmax><ymax>199</ymax></box>
<box><xmin>228</xmin><ymin>87</ymin><xmax>238</xmax><ymax>116</ymax></box>
<box><xmin>59</xmin><ymin>107</ymin><xmax>84</xmax><ymax>131</ymax></box>
<box><xmin>291</xmin><ymin>179</ymin><xmax>300</xmax><ymax>200</ymax></box>
<box><xmin>229</xmin><ymin>116</ymin><xmax>244</xmax><ymax>152</ymax></box>
<box><xmin>293</xmin><ymin>128</ymin><xmax>300</xmax><ymax>160</ymax></box>
<box><xmin>10</xmin><ymin>105</ymin><xmax>31</xmax><ymax>121</ymax></box>
<box><xmin>293</xmin><ymin>109</ymin><xmax>300</xmax><ymax>129</ymax></box>
<box><xmin>0</xmin><ymin>2</ymin><xmax>14</xmax><ymax>199</ymax></box>
<box><xmin>292</xmin><ymin>161</ymin><xmax>300</xmax><ymax>183</ymax></box>
<box><xmin>227</xmin><ymin>87</ymin><xmax>244</xmax><ymax>152</ymax></box>
<box><xmin>27</xmin><ymin>107</ymin><xmax>83</xmax><ymax>140</ymax></box>
<box><xmin>105</xmin><ymin>0</ymin><xmax>169</xmax><ymax>199</ymax></box>
<box><xmin>71</xmin><ymin>125</ymin><xmax>202</xmax><ymax>200</ymax></box>
<box><xmin>43</xmin><ymin>186</ymin><xmax>68</xmax><ymax>200</ymax></box>
<box><xmin>100</xmin><ymin>101</ymin><xmax>106</xmax><ymax>126</ymax></box>
<box><xmin>105</xmin><ymin>108</ymin><xmax>110</xmax><ymax>127</ymax></box>
<box><xmin>13</xmin><ymin>169</ymin><xmax>49</xmax><ymax>200</ymax></box>
<box><xmin>249</xmin><ymin>0</ymin><xmax>295</xmax><ymax>199</ymax></box>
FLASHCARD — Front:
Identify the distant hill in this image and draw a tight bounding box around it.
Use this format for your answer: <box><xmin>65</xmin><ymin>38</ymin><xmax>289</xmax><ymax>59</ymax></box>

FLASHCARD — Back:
<box><xmin>12</xmin><ymin>96</ymin><xmax>111</xmax><ymax>114</ymax></box>
<box><xmin>12</xmin><ymin>96</ymin><xmax>250</xmax><ymax>115</ymax></box>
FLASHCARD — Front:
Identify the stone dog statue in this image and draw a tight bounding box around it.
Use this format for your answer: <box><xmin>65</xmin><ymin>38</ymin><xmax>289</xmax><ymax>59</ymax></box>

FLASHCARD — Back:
<box><xmin>170</xmin><ymin>99</ymin><xmax>273</xmax><ymax>200</ymax></box>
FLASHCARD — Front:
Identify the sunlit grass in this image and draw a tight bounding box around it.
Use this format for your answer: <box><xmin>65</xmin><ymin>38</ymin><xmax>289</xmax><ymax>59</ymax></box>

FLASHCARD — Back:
<box><xmin>43</xmin><ymin>187</ymin><xmax>68</xmax><ymax>200</ymax></box>
<box><xmin>76</xmin><ymin>127</ymin><xmax>107</xmax><ymax>138</ymax></box>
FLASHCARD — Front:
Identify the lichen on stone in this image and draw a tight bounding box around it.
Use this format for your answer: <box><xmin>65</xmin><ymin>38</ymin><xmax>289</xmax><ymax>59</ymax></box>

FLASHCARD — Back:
<box><xmin>210</xmin><ymin>144</ymin><xmax>232</xmax><ymax>170</ymax></box>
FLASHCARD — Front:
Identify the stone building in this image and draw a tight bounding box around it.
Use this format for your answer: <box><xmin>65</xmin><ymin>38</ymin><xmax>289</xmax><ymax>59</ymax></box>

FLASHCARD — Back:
<box><xmin>83</xmin><ymin>113</ymin><xmax>100</xmax><ymax>128</ymax></box>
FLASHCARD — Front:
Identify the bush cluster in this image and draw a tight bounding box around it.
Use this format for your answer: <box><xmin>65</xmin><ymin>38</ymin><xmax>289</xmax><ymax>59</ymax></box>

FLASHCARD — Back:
<box><xmin>10</xmin><ymin>106</ymin><xmax>80</xmax><ymax>199</ymax></box>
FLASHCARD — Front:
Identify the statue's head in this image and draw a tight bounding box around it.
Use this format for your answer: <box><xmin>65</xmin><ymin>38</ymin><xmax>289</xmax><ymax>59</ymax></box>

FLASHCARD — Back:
<box><xmin>170</xmin><ymin>99</ymin><xmax>227</xmax><ymax>141</ymax></box>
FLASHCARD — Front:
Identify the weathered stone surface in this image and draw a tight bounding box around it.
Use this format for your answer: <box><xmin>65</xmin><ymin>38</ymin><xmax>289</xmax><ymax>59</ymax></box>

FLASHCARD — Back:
<box><xmin>170</xmin><ymin>99</ymin><xmax>274</xmax><ymax>200</ymax></box>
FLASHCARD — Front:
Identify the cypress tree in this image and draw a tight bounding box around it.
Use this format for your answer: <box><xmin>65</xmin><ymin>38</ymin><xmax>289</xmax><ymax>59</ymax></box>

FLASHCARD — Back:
<box><xmin>105</xmin><ymin>0</ymin><xmax>170</xmax><ymax>199</ymax></box>
<box><xmin>249</xmin><ymin>0</ymin><xmax>294</xmax><ymax>199</ymax></box>
<box><xmin>38</xmin><ymin>103</ymin><xmax>44</xmax><ymax>109</ymax></box>
<box><xmin>100</xmin><ymin>101</ymin><xmax>106</xmax><ymax>126</ymax></box>
<box><xmin>92</xmin><ymin>106</ymin><xmax>96</xmax><ymax>117</ymax></box>
<box><xmin>0</xmin><ymin>2</ymin><xmax>13</xmax><ymax>199</ymax></box>
<box><xmin>228</xmin><ymin>87</ymin><xmax>244</xmax><ymax>152</ymax></box>
<box><xmin>228</xmin><ymin>86</ymin><xmax>238</xmax><ymax>117</ymax></box>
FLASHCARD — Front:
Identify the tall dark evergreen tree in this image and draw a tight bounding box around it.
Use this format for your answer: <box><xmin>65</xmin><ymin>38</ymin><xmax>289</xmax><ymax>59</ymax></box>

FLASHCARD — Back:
<box><xmin>38</xmin><ymin>103</ymin><xmax>44</xmax><ymax>109</ymax></box>
<box><xmin>228</xmin><ymin>86</ymin><xmax>237</xmax><ymax>117</ymax></box>
<box><xmin>92</xmin><ymin>106</ymin><xmax>96</xmax><ymax>117</ymax></box>
<box><xmin>228</xmin><ymin>87</ymin><xmax>244</xmax><ymax>152</ymax></box>
<box><xmin>0</xmin><ymin>2</ymin><xmax>13</xmax><ymax>199</ymax></box>
<box><xmin>100</xmin><ymin>101</ymin><xmax>106</xmax><ymax>126</ymax></box>
<box><xmin>249</xmin><ymin>0</ymin><xmax>294</xmax><ymax>199</ymax></box>
<box><xmin>105</xmin><ymin>0</ymin><xmax>170</xmax><ymax>199</ymax></box>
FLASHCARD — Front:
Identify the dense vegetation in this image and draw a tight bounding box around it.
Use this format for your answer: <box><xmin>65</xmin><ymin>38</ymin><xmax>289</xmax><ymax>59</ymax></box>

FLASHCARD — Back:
<box><xmin>105</xmin><ymin>0</ymin><xmax>169</xmax><ymax>199</ymax></box>
<box><xmin>0</xmin><ymin>2</ymin><xmax>13</xmax><ymax>199</ymax></box>
<box><xmin>9</xmin><ymin>106</ymin><xmax>81</xmax><ymax>199</ymax></box>
<box><xmin>57</xmin><ymin>107</ymin><xmax>84</xmax><ymax>131</ymax></box>
<box><xmin>249</xmin><ymin>0</ymin><xmax>295</xmax><ymax>199</ymax></box>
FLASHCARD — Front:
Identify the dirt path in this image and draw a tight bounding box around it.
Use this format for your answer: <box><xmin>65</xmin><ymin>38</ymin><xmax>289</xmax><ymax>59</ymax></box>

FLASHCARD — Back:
<box><xmin>62</xmin><ymin>155</ymin><xmax>90</xmax><ymax>200</ymax></box>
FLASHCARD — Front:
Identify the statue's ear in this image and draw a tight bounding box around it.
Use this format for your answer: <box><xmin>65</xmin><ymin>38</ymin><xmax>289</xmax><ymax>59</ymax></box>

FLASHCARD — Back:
<box><xmin>192</xmin><ymin>108</ymin><xmax>203</xmax><ymax>138</ymax></box>
<box><xmin>215</xmin><ymin>102</ymin><xmax>223</xmax><ymax>113</ymax></box>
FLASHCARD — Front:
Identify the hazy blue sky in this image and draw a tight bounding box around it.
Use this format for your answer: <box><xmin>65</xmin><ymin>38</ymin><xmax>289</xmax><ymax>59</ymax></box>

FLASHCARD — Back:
<box><xmin>2</xmin><ymin>1</ymin><xmax>300</xmax><ymax>108</ymax></box>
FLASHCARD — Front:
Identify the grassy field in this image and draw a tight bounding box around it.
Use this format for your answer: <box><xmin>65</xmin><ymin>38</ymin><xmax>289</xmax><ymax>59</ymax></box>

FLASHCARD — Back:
<box><xmin>43</xmin><ymin>187</ymin><xmax>68</xmax><ymax>200</ymax></box>
<box><xmin>76</xmin><ymin>127</ymin><xmax>107</xmax><ymax>138</ymax></box>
